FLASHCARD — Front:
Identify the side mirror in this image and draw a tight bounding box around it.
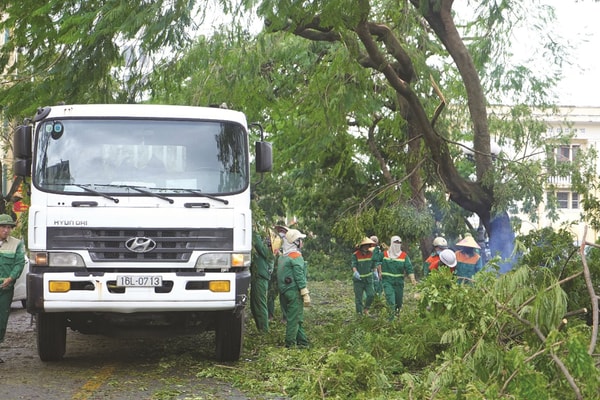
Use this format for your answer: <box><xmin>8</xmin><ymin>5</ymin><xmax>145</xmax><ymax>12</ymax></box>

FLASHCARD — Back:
<box><xmin>255</xmin><ymin>141</ymin><xmax>272</xmax><ymax>173</ymax></box>
<box><xmin>14</xmin><ymin>158</ymin><xmax>32</xmax><ymax>177</ymax></box>
<box><xmin>14</xmin><ymin>125</ymin><xmax>32</xmax><ymax>159</ymax></box>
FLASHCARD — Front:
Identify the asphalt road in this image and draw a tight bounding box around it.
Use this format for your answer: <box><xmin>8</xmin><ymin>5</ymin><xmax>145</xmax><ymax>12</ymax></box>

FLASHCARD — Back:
<box><xmin>0</xmin><ymin>302</ymin><xmax>250</xmax><ymax>400</ymax></box>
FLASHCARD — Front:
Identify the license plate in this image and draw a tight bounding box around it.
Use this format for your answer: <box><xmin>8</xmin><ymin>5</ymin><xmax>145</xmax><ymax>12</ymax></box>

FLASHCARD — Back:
<box><xmin>116</xmin><ymin>275</ymin><xmax>163</xmax><ymax>287</ymax></box>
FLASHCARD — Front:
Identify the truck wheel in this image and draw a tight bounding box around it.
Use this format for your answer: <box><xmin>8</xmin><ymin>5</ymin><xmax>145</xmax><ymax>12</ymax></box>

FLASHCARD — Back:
<box><xmin>37</xmin><ymin>313</ymin><xmax>67</xmax><ymax>361</ymax></box>
<box><xmin>215</xmin><ymin>310</ymin><xmax>244</xmax><ymax>362</ymax></box>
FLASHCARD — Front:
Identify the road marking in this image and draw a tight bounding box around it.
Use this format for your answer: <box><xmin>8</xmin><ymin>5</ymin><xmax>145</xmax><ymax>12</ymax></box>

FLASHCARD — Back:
<box><xmin>72</xmin><ymin>364</ymin><xmax>116</xmax><ymax>400</ymax></box>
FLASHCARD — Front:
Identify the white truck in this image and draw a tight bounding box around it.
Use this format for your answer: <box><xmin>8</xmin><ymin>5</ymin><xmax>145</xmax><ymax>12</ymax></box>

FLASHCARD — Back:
<box><xmin>12</xmin><ymin>104</ymin><xmax>272</xmax><ymax>362</ymax></box>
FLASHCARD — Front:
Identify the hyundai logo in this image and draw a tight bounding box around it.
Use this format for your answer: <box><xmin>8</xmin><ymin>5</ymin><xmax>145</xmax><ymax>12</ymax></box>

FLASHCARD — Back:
<box><xmin>125</xmin><ymin>237</ymin><xmax>157</xmax><ymax>253</ymax></box>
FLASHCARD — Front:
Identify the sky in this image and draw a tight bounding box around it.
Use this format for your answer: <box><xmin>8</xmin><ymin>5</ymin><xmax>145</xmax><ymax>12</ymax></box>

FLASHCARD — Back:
<box><xmin>199</xmin><ymin>1</ymin><xmax>599</xmax><ymax>107</ymax></box>
<box><xmin>538</xmin><ymin>0</ymin><xmax>600</xmax><ymax>107</ymax></box>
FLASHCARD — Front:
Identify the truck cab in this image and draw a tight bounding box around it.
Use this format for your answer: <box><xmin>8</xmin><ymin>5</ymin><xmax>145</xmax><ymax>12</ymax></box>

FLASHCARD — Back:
<box><xmin>13</xmin><ymin>104</ymin><xmax>272</xmax><ymax>362</ymax></box>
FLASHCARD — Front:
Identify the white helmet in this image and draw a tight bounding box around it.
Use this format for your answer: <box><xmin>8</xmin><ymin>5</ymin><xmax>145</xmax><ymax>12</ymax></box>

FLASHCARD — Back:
<box><xmin>439</xmin><ymin>249</ymin><xmax>457</xmax><ymax>268</ymax></box>
<box><xmin>432</xmin><ymin>237</ymin><xmax>448</xmax><ymax>248</ymax></box>
<box><xmin>285</xmin><ymin>229</ymin><xmax>306</xmax><ymax>244</ymax></box>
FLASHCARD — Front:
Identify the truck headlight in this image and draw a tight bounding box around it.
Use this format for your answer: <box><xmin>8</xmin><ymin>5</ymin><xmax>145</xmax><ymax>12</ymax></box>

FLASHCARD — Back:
<box><xmin>195</xmin><ymin>253</ymin><xmax>250</xmax><ymax>271</ymax></box>
<box><xmin>31</xmin><ymin>252</ymin><xmax>86</xmax><ymax>267</ymax></box>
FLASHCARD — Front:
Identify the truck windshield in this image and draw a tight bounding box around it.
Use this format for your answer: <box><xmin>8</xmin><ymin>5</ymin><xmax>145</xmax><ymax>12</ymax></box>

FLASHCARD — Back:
<box><xmin>33</xmin><ymin>118</ymin><xmax>249</xmax><ymax>195</ymax></box>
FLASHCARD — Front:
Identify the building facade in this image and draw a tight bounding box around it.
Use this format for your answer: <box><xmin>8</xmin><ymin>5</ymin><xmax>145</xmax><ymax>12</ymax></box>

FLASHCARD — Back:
<box><xmin>515</xmin><ymin>106</ymin><xmax>600</xmax><ymax>244</ymax></box>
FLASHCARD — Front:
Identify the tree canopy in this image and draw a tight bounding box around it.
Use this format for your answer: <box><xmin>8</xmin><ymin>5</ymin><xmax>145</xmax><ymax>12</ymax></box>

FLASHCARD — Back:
<box><xmin>0</xmin><ymin>1</ymin><xmax>594</xmax><ymax>260</ymax></box>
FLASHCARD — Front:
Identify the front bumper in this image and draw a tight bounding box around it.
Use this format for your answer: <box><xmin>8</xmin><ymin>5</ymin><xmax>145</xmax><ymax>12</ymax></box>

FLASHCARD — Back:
<box><xmin>26</xmin><ymin>269</ymin><xmax>250</xmax><ymax>313</ymax></box>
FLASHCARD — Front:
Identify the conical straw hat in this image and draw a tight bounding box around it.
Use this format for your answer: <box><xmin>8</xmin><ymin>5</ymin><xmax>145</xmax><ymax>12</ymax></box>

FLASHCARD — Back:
<box><xmin>456</xmin><ymin>236</ymin><xmax>480</xmax><ymax>249</ymax></box>
<box><xmin>359</xmin><ymin>237</ymin><xmax>376</xmax><ymax>246</ymax></box>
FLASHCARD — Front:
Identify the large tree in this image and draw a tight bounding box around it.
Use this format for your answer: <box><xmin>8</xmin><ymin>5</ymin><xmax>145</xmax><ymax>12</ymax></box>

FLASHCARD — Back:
<box><xmin>1</xmin><ymin>1</ymin><xmax>588</xmax><ymax>266</ymax></box>
<box><xmin>245</xmin><ymin>0</ymin><xmax>583</xmax><ymax>266</ymax></box>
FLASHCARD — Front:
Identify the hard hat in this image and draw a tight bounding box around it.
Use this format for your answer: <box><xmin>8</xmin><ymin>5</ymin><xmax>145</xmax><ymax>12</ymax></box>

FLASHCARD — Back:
<box><xmin>370</xmin><ymin>235</ymin><xmax>379</xmax><ymax>244</ymax></box>
<box><xmin>456</xmin><ymin>236</ymin><xmax>481</xmax><ymax>249</ymax></box>
<box><xmin>285</xmin><ymin>229</ymin><xmax>306</xmax><ymax>244</ymax></box>
<box><xmin>432</xmin><ymin>237</ymin><xmax>448</xmax><ymax>248</ymax></box>
<box><xmin>439</xmin><ymin>249</ymin><xmax>457</xmax><ymax>268</ymax></box>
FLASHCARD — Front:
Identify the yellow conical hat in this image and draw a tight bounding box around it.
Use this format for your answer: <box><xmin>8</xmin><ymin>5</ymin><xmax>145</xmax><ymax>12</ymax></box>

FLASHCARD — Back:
<box><xmin>456</xmin><ymin>236</ymin><xmax>480</xmax><ymax>249</ymax></box>
<box><xmin>359</xmin><ymin>237</ymin><xmax>376</xmax><ymax>247</ymax></box>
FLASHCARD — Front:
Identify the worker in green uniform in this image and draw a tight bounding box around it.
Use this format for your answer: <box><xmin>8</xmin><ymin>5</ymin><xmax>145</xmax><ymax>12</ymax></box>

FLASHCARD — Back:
<box><xmin>351</xmin><ymin>237</ymin><xmax>377</xmax><ymax>316</ymax></box>
<box><xmin>454</xmin><ymin>236</ymin><xmax>482</xmax><ymax>284</ymax></box>
<box><xmin>251</xmin><ymin>229</ymin><xmax>274</xmax><ymax>332</ymax></box>
<box><xmin>377</xmin><ymin>235</ymin><xmax>417</xmax><ymax>320</ymax></box>
<box><xmin>370</xmin><ymin>236</ymin><xmax>383</xmax><ymax>298</ymax></box>
<box><xmin>0</xmin><ymin>214</ymin><xmax>26</xmax><ymax>363</ymax></box>
<box><xmin>423</xmin><ymin>236</ymin><xmax>448</xmax><ymax>277</ymax></box>
<box><xmin>277</xmin><ymin>228</ymin><xmax>310</xmax><ymax>348</ymax></box>
<box><xmin>268</xmin><ymin>224</ymin><xmax>287</xmax><ymax>322</ymax></box>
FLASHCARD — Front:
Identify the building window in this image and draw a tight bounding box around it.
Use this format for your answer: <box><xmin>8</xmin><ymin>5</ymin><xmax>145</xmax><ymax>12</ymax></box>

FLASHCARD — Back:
<box><xmin>557</xmin><ymin>192</ymin><xmax>569</xmax><ymax>208</ymax></box>
<box><xmin>555</xmin><ymin>191</ymin><xmax>579</xmax><ymax>209</ymax></box>
<box><xmin>556</xmin><ymin>145</ymin><xmax>579</xmax><ymax>163</ymax></box>
<box><xmin>572</xmin><ymin>192</ymin><xmax>579</xmax><ymax>209</ymax></box>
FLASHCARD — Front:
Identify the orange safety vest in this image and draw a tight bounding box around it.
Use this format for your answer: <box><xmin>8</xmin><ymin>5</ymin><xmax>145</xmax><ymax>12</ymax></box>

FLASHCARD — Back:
<box><xmin>426</xmin><ymin>254</ymin><xmax>440</xmax><ymax>271</ymax></box>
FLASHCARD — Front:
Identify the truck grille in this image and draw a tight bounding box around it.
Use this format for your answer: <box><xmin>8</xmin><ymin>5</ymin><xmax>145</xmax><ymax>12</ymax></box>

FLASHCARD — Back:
<box><xmin>46</xmin><ymin>227</ymin><xmax>234</xmax><ymax>262</ymax></box>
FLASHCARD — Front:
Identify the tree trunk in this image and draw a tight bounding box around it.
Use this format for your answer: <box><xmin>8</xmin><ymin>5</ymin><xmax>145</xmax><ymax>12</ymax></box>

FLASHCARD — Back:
<box><xmin>291</xmin><ymin>1</ymin><xmax>516</xmax><ymax>269</ymax></box>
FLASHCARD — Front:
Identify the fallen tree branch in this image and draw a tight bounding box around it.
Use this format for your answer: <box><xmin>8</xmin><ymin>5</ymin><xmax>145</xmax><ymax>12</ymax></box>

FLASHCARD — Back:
<box><xmin>564</xmin><ymin>308</ymin><xmax>588</xmax><ymax>318</ymax></box>
<box><xmin>580</xmin><ymin>226</ymin><xmax>599</xmax><ymax>354</ymax></box>
<box><xmin>495</xmin><ymin>300</ymin><xmax>583</xmax><ymax>399</ymax></box>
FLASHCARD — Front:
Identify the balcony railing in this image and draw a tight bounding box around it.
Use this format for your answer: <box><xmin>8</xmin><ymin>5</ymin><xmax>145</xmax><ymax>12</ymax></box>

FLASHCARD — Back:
<box><xmin>547</xmin><ymin>176</ymin><xmax>572</xmax><ymax>186</ymax></box>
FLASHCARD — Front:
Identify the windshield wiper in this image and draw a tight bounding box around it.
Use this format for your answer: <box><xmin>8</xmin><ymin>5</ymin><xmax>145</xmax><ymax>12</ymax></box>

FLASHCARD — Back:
<box><xmin>75</xmin><ymin>184</ymin><xmax>119</xmax><ymax>203</ymax></box>
<box><xmin>76</xmin><ymin>184</ymin><xmax>223</xmax><ymax>205</ymax></box>
<box><xmin>89</xmin><ymin>183</ymin><xmax>175</xmax><ymax>204</ymax></box>
<box><xmin>125</xmin><ymin>186</ymin><xmax>174</xmax><ymax>204</ymax></box>
<box><xmin>182</xmin><ymin>189</ymin><xmax>229</xmax><ymax>205</ymax></box>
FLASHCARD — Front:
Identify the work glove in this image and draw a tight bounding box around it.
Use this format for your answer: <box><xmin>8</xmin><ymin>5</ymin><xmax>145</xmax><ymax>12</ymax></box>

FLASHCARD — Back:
<box><xmin>409</xmin><ymin>273</ymin><xmax>417</xmax><ymax>285</ymax></box>
<box><xmin>300</xmin><ymin>288</ymin><xmax>311</xmax><ymax>307</ymax></box>
<box><xmin>353</xmin><ymin>270</ymin><xmax>361</xmax><ymax>280</ymax></box>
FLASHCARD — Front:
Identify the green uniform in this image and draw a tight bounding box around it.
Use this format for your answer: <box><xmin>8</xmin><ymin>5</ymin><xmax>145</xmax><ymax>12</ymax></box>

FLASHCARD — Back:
<box><xmin>0</xmin><ymin>237</ymin><xmax>26</xmax><ymax>343</ymax></box>
<box><xmin>277</xmin><ymin>250</ymin><xmax>309</xmax><ymax>347</ymax></box>
<box><xmin>380</xmin><ymin>249</ymin><xmax>413</xmax><ymax>319</ymax></box>
<box><xmin>251</xmin><ymin>231</ymin><xmax>274</xmax><ymax>332</ymax></box>
<box><xmin>455</xmin><ymin>249</ymin><xmax>482</xmax><ymax>284</ymax></box>
<box><xmin>351</xmin><ymin>249</ymin><xmax>375</xmax><ymax>314</ymax></box>
<box><xmin>268</xmin><ymin>242</ymin><xmax>288</xmax><ymax>322</ymax></box>
<box><xmin>371</xmin><ymin>245</ymin><xmax>383</xmax><ymax>297</ymax></box>
<box><xmin>267</xmin><ymin>253</ymin><xmax>279</xmax><ymax>320</ymax></box>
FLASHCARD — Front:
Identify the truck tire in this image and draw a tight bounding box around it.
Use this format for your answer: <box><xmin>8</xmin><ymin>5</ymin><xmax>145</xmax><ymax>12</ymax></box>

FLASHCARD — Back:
<box><xmin>37</xmin><ymin>313</ymin><xmax>67</xmax><ymax>361</ymax></box>
<box><xmin>215</xmin><ymin>310</ymin><xmax>244</xmax><ymax>362</ymax></box>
